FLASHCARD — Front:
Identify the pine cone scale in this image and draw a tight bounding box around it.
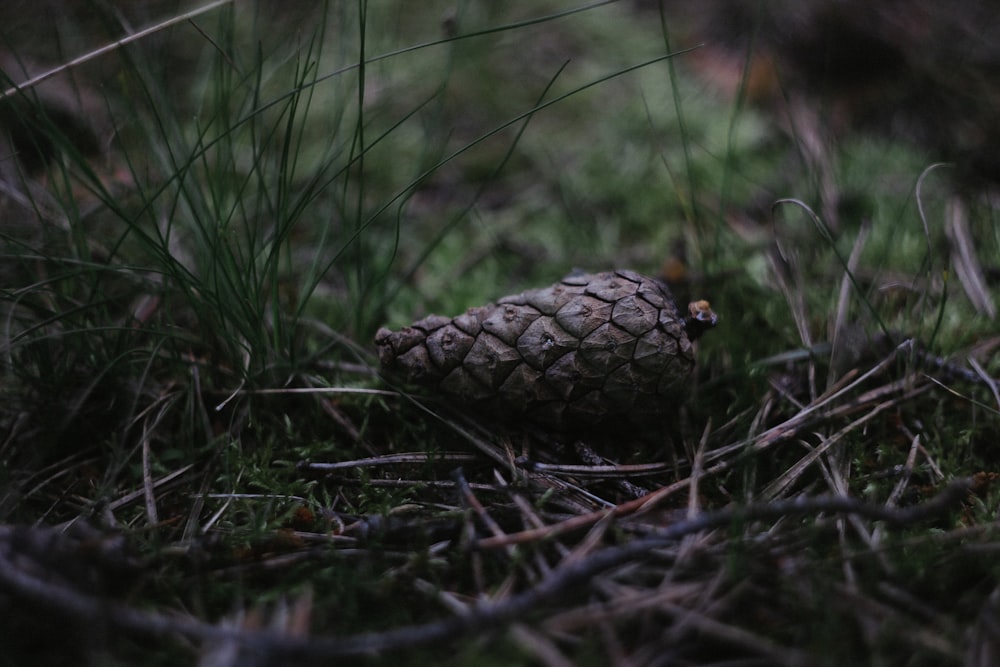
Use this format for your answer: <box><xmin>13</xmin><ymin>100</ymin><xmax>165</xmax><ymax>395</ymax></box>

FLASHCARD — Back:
<box><xmin>481</xmin><ymin>303</ymin><xmax>542</xmax><ymax>346</ymax></box>
<box><xmin>515</xmin><ymin>317</ymin><xmax>578</xmax><ymax>370</ymax></box>
<box><xmin>425</xmin><ymin>325</ymin><xmax>475</xmax><ymax>373</ymax></box>
<box><xmin>555</xmin><ymin>296</ymin><xmax>614</xmax><ymax>338</ymax></box>
<box><xmin>611</xmin><ymin>295</ymin><xmax>659</xmax><ymax>335</ymax></box>
<box><xmin>516</xmin><ymin>283</ymin><xmax>575</xmax><ymax>315</ymax></box>
<box><xmin>579</xmin><ymin>322</ymin><xmax>637</xmax><ymax>370</ymax></box>
<box><xmin>583</xmin><ymin>272</ymin><xmax>640</xmax><ymax>302</ymax></box>
<box><xmin>462</xmin><ymin>331</ymin><xmax>522</xmax><ymax>389</ymax></box>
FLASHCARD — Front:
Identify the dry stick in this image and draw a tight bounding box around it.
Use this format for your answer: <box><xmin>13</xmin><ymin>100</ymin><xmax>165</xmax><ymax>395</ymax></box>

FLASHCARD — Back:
<box><xmin>561</xmin><ymin>512</ymin><xmax>617</xmax><ymax>568</ymax></box>
<box><xmin>478</xmin><ymin>375</ymin><xmax>931</xmax><ymax>552</ymax></box>
<box><xmin>408</xmin><ymin>399</ymin><xmax>516</xmax><ymax>470</ymax></box>
<box><xmin>761</xmin><ymin>389</ymin><xmax>917</xmax><ymax>500</ymax></box>
<box><xmin>687</xmin><ymin>420</ymin><xmax>711</xmax><ymax>519</ymax></box>
<box><xmin>742</xmin><ymin>343</ymin><xmax>926</xmax><ymax>457</ymax></box>
<box><xmin>327</xmin><ymin>477</ymin><xmax>500</xmax><ymax>492</ymax></box>
<box><xmin>494</xmin><ymin>470</ymin><xmax>549</xmax><ymax>534</ymax></box>
<box><xmin>230</xmin><ymin>387</ymin><xmax>400</xmax><ymax>397</ymax></box>
<box><xmin>571</xmin><ymin>440</ymin><xmax>651</xmax><ymax>499</ymax></box>
<box><xmin>657</xmin><ymin>600</ymin><xmax>810</xmax><ymax>667</ymax></box>
<box><xmin>299</xmin><ymin>451</ymin><xmax>478</xmax><ymax>472</ymax></box>
<box><xmin>515</xmin><ymin>460</ymin><xmax>671</xmax><ymax>478</ymax></box>
<box><xmin>663</xmin><ymin>569</ymin><xmax>735</xmax><ymax>649</ymax></box>
<box><xmin>455</xmin><ymin>466</ymin><xmax>546</xmax><ymax>590</ymax></box>
<box><xmin>106</xmin><ymin>464</ymin><xmax>195</xmax><ymax>512</ymax></box>
<box><xmin>835</xmin><ymin>582</ymin><xmax>962</xmax><ymax>661</ymax></box>
<box><xmin>0</xmin><ymin>481</ymin><xmax>970</xmax><ymax>659</ymax></box>
<box><xmin>508</xmin><ymin>623</ymin><xmax>575</xmax><ymax>667</ymax></box>
<box><xmin>829</xmin><ymin>219</ymin><xmax>872</xmax><ymax>393</ymax></box>
<box><xmin>543</xmin><ymin>581</ymin><xmax>705</xmax><ymax>632</ymax></box>
<box><xmin>878</xmin><ymin>580</ymin><xmax>961</xmax><ymax>635</ymax></box>
<box><xmin>885</xmin><ymin>433</ymin><xmax>922</xmax><ymax>509</ymax></box>
<box><xmin>946</xmin><ymin>196</ymin><xmax>997</xmax><ymax>319</ymax></box>
<box><xmin>705</xmin><ymin>342</ymin><xmax>910</xmax><ymax>465</ymax></box>
<box><xmin>675</xmin><ymin>421</ymin><xmax>712</xmax><ymax>566</ymax></box>
<box><xmin>494</xmin><ymin>469</ymin><xmax>570</xmax><ymax>569</ymax></box>
<box><xmin>302</xmin><ymin>378</ymin><xmax>379</xmax><ymax>456</ymax></box>
<box><xmin>967</xmin><ymin>356</ymin><xmax>1000</xmax><ymax>410</ymax></box>
<box><xmin>141</xmin><ymin>425</ymin><xmax>158</xmax><ymax>525</ymax></box>
<box><xmin>453</xmin><ymin>469</ymin><xmax>512</xmax><ymax>553</ymax></box>
<box><xmin>867</xmin><ymin>433</ymin><xmax>926</xmax><ymax>574</ymax></box>
<box><xmin>0</xmin><ymin>0</ymin><xmax>236</xmax><ymax>100</ymax></box>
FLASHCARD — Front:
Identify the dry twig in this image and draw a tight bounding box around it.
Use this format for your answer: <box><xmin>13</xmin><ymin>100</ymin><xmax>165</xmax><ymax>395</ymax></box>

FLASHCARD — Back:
<box><xmin>0</xmin><ymin>480</ymin><xmax>970</xmax><ymax>659</ymax></box>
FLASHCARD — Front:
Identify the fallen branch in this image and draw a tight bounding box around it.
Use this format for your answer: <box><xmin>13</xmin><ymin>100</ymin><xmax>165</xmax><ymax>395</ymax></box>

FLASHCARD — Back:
<box><xmin>0</xmin><ymin>479</ymin><xmax>970</xmax><ymax>659</ymax></box>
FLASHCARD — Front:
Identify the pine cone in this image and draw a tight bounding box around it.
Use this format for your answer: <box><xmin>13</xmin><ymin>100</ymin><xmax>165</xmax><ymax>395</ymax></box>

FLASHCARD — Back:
<box><xmin>375</xmin><ymin>270</ymin><xmax>716</xmax><ymax>430</ymax></box>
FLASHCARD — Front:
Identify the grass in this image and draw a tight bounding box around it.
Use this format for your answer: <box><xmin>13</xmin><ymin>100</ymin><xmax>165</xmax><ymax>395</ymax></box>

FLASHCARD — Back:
<box><xmin>1</xmin><ymin>1</ymin><xmax>999</xmax><ymax>665</ymax></box>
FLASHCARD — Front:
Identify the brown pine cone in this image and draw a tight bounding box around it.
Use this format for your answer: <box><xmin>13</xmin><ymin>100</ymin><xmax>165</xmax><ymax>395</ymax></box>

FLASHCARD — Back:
<box><xmin>375</xmin><ymin>270</ymin><xmax>716</xmax><ymax>430</ymax></box>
